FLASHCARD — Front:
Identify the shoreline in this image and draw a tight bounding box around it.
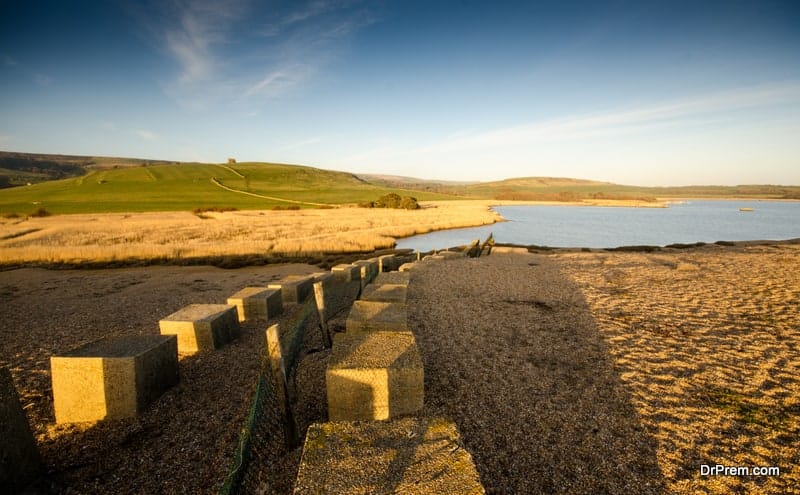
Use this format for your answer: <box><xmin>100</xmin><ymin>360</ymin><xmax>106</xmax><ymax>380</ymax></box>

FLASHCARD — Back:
<box><xmin>1</xmin><ymin>198</ymin><xmax>798</xmax><ymax>268</ymax></box>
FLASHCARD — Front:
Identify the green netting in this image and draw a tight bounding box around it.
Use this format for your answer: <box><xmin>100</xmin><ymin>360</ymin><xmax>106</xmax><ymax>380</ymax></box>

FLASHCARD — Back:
<box><xmin>219</xmin><ymin>293</ymin><xmax>318</xmax><ymax>495</ymax></box>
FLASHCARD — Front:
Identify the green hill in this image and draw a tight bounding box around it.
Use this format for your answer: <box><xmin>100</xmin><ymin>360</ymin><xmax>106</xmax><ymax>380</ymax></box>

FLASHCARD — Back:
<box><xmin>0</xmin><ymin>161</ymin><xmax>456</xmax><ymax>215</ymax></box>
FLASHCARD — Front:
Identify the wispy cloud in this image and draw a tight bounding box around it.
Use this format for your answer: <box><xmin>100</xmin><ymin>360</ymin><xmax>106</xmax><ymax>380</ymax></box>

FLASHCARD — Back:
<box><xmin>416</xmin><ymin>83</ymin><xmax>800</xmax><ymax>154</ymax></box>
<box><xmin>131</xmin><ymin>0</ymin><xmax>374</xmax><ymax>109</ymax></box>
<box><xmin>136</xmin><ymin>129</ymin><xmax>158</xmax><ymax>141</ymax></box>
<box><xmin>2</xmin><ymin>55</ymin><xmax>17</xmax><ymax>66</ymax></box>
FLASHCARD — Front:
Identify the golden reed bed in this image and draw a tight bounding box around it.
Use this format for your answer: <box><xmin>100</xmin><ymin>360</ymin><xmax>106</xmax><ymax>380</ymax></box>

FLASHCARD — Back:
<box><xmin>0</xmin><ymin>201</ymin><xmax>501</xmax><ymax>264</ymax></box>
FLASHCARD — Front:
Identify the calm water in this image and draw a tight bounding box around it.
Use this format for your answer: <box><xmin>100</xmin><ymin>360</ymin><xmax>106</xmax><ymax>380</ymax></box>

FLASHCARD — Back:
<box><xmin>396</xmin><ymin>200</ymin><xmax>800</xmax><ymax>251</ymax></box>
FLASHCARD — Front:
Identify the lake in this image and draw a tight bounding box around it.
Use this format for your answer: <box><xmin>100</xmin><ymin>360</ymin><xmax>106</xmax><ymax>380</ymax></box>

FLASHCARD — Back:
<box><xmin>395</xmin><ymin>200</ymin><xmax>800</xmax><ymax>251</ymax></box>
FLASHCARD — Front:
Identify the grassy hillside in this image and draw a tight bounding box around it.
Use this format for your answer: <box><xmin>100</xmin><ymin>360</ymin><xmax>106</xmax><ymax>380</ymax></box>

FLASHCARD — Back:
<box><xmin>372</xmin><ymin>175</ymin><xmax>800</xmax><ymax>202</ymax></box>
<box><xmin>0</xmin><ymin>161</ymin><xmax>457</xmax><ymax>215</ymax></box>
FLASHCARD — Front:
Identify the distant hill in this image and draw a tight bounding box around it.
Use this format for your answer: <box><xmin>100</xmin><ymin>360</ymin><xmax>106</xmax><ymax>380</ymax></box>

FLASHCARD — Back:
<box><xmin>0</xmin><ymin>151</ymin><xmax>183</xmax><ymax>188</ymax></box>
<box><xmin>1</xmin><ymin>151</ymin><xmax>798</xmax><ymax>215</ymax></box>
<box><xmin>367</xmin><ymin>174</ymin><xmax>800</xmax><ymax>202</ymax></box>
<box><xmin>0</xmin><ymin>158</ymin><xmax>457</xmax><ymax>215</ymax></box>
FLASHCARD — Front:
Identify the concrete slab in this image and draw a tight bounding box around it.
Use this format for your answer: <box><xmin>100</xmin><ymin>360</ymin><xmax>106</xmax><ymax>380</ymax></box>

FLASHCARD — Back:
<box><xmin>374</xmin><ymin>272</ymin><xmax>410</xmax><ymax>285</ymax></box>
<box><xmin>269</xmin><ymin>275</ymin><xmax>313</xmax><ymax>304</ymax></box>
<box><xmin>227</xmin><ymin>287</ymin><xmax>282</xmax><ymax>322</ymax></box>
<box><xmin>1</xmin><ymin>367</ymin><xmax>42</xmax><ymax>492</ymax></box>
<box><xmin>360</xmin><ymin>284</ymin><xmax>408</xmax><ymax>304</ymax></box>
<box><xmin>326</xmin><ymin>331</ymin><xmax>423</xmax><ymax>421</ymax></box>
<box><xmin>50</xmin><ymin>335</ymin><xmax>178</xmax><ymax>423</ymax></box>
<box><xmin>346</xmin><ymin>301</ymin><xmax>408</xmax><ymax>334</ymax></box>
<box><xmin>159</xmin><ymin>304</ymin><xmax>239</xmax><ymax>354</ymax></box>
<box><xmin>331</xmin><ymin>264</ymin><xmax>361</xmax><ymax>282</ymax></box>
<box><xmin>294</xmin><ymin>417</ymin><xmax>485</xmax><ymax>495</ymax></box>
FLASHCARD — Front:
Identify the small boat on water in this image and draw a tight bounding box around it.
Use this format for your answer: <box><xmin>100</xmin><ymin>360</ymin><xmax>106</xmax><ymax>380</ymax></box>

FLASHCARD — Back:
<box><xmin>739</xmin><ymin>207</ymin><xmax>754</xmax><ymax>212</ymax></box>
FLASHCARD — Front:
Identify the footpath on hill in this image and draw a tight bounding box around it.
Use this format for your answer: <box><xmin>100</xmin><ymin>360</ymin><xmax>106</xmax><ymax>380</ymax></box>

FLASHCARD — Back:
<box><xmin>406</xmin><ymin>253</ymin><xmax>667</xmax><ymax>494</ymax></box>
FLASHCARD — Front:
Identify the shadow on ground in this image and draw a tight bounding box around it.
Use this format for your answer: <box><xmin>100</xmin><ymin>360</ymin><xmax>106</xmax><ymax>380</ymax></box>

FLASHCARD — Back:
<box><xmin>407</xmin><ymin>254</ymin><xmax>668</xmax><ymax>494</ymax></box>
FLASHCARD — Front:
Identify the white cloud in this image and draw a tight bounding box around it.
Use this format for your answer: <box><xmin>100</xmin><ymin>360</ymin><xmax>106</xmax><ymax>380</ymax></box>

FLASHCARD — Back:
<box><xmin>132</xmin><ymin>0</ymin><xmax>374</xmax><ymax>109</ymax></box>
<box><xmin>136</xmin><ymin>129</ymin><xmax>158</xmax><ymax>141</ymax></box>
<box><xmin>3</xmin><ymin>55</ymin><xmax>17</xmax><ymax>66</ymax></box>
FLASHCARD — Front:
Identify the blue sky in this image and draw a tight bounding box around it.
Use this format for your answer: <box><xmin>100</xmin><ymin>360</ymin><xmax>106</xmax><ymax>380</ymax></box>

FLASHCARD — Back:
<box><xmin>1</xmin><ymin>1</ymin><xmax>799</xmax><ymax>186</ymax></box>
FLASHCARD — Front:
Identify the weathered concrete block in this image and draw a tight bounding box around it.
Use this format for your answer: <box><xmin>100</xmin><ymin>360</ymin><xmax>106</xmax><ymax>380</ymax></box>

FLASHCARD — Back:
<box><xmin>294</xmin><ymin>417</ymin><xmax>485</xmax><ymax>495</ymax></box>
<box><xmin>50</xmin><ymin>335</ymin><xmax>178</xmax><ymax>424</ymax></box>
<box><xmin>490</xmin><ymin>246</ymin><xmax>530</xmax><ymax>255</ymax></box>
<box><xmin>398</xmin><ymin>262</ymin><xmax>417</xmax><ymax>272</ymax></box>
<box><xmin>331</xmin><ymin>264</ymin><xmax>361</xmax><ymax>282</ymax></box>
<box><xmin>361</xmin><ymin>284</ymin><xmax>408</xmax><ymax>304</ymax></box>
<box><xmin>159</xmin><ymin>304</ymin><xmax>239</xmax><ymax>354</ymax></box>
<box><xmin>227</xmin><ymin>287</ymin><xmax>282</xmax><ymax>322</ymax></box>
<box><xmin>440</xmin><ymin>250</ymin><xmax>466</xmax><ymax>259</ymax></box>
<box><xmin>346</xmin><ymin>301</ymin><xmax>408</xmax><ymax>334</ymax></box>
<box><xmin>1</xmin><ymin>367</ymin><xmax>42</xmax><ymax>492</ymax></box>
<box><xmin>326</xmin><ymin>331</ymin><xmax>423</xmax><ymax>421</ymax></box>
<box><xmin>268</xmin><ymin>275</ymin><xmax>313</xmax><ymax>304</ymax></box>
<box><xmin>353</xmin><ymin>259</ymin><xmax>378</xmax><ymax>284</ymax></box>
<box><xmin>377</xmin><ymin>254</ymin><xmax>398</xmax><ymax>272</ymax></box>
<box><xmin>374</xmin><ymin>271</ymin><xmax>410</xmax><ymax>285</ymax></box>
<box><xmin>310</xmin><ymin>271</ymin><xmax>334</xmax><ymax>287</ymax></box>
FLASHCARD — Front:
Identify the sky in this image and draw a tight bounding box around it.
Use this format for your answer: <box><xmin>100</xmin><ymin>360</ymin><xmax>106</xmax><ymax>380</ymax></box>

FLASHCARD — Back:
<box><xmin>1</xmin><ymin>0</ymin><xmax>799</xmax><ymax>186</ymax></box>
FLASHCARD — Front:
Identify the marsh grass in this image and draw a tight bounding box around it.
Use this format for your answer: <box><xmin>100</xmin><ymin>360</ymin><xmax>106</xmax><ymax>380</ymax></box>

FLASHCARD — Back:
<box><xmin>0</xmin><ymin>201</ymin><xmax>501</xmax><ymax>265</ymax></box>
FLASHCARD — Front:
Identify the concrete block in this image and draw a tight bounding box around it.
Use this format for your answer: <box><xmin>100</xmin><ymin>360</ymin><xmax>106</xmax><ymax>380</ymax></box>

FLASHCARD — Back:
<box><xmin>227</xmin><ymin>287</ymin><xmax>282</xmax><ymax>322</ymax></box>
<box><xmin>423</xmin><ymin>254</ymin><xmax>445</xmax><ymax>262</ymax></box>
<box><xmin>294</xmin><ymin>417</ymin><xmax>485</xmax><ymax>495</ymax></box>
<box><xmin>1</xmin><ymin>367</ymin><xmax>42</xmax><ymax>492</ymax></box>
<box><xmin>440</xmin><ymin>250</ymin><xmax>466</xmax><ymax>259</ymax></box>
<box><xmin>490</xmin><ymin>246</ymin><xmax>530</xmax><ymax>255</ymax></box>
<box><xmin>398</xmin><ymin>262</ymin><xmax>417</xmax><ymax>272</ymax></box>
<box><xmin>326</xmin><ymin>331</ymin><xmax>423</xmax><ymax>421</ymax></box>
<box><xmin>361</xmin><ymin>284</ymin><xmax>408</xmax><ymax>304</ymax></box>
<box><xmin>346</xmin><ymin>301</ymin><xmax>408</xmax><ymax>334</ymax></box>
<box><xmin>268</xmin><ymin>275</ymin><xmax>313</xmax><ymax>304</ymax></box>
<box><xmin>50</xmin><ymin>335</ymin><xmax>179</xmax><ymax>424</ymax></box>
<box><xmin>331</xmin><ymin>264</ymin><xmax>361</xmax><ymax>282</ymax></box>
<box><xmin>378</xmin><ymin>254</ymin><xmax>397</xmax><ymax>272</ymax></box>
<box><xmin>310</xmin><ymin>271</ymin><xmax>334</xmax><ymax>286</ymax></box>
<box><xmin>374</xmin><ymin>272</ymin><xmax>410</xmax><ymax>285</ymax></box>
<box><xmin>159</xmin><ymin>304</ymin><xmax>239</xmax><ymax>354</ymax></box>
<box><xmin>353</xmin><ymin>259</ymin><xmax>378</xmax><ymax>284</ymax></box>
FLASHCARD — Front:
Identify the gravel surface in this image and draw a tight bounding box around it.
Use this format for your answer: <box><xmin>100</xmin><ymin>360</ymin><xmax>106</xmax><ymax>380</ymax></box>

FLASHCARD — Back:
<box><xmin>407</xmin><ymin>253</ymin><xmax>668</xmax><ymax>495</ymax></box>
<box><xmin>4</xmin><ymin>244</ymin><xmax>797</xmax><ymax>494</ymax></box>
<box><xmin>1</xmin><ymin>264</ymin><xmax>318</xmax><ymax>494</ymax></box>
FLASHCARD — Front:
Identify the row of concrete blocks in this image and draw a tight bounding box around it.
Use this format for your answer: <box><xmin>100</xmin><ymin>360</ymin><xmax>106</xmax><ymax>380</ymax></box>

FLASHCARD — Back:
<box><xmin>3</xmin><ymin>255</ymin><xmax>402</xmax><ymax>490</ymax></box>
<box><xmin>294</xmin><ymin>261</ymin><xmax>485</xmax><ymax>493</ymax></box>
<box><xmin>44</xmin><ymin>264</ymin><xmax>376</xmax><ymax>426</ymax></box>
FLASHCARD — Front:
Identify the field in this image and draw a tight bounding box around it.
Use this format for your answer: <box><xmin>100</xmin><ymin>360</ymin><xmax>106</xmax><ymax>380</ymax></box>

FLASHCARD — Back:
<box><xmin>0</xmin><ymin>161</ymin><xmax>457</xmax><ymax>215</ymax></box>
<box><xmin>0</xmin><ymin>200</ymin><xmax>502</xmax><ymax>265</ymax></box>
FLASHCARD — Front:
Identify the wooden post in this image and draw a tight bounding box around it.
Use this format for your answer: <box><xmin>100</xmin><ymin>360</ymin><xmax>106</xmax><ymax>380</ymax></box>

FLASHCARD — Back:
<box><xmin>416</xmin><ymin>251</ymin><xmax>421</xmax><ymax>261</ymax></box>
<box><xmin>265</xmin><ymin>324</ymin><xmax>298</xmax><ymax>448</ymax></box>
<box><xmin>313</xmin><ymin>281</ymin><xmax>332</xmax><ymax>348</ymax></box>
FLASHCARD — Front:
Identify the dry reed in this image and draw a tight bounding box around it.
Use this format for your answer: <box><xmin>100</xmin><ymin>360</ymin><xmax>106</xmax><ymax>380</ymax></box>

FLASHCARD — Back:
<box><xmin>0</xmin><ymin>201</ymin><xmax>501</xmax><ymax>264</ymax></box>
